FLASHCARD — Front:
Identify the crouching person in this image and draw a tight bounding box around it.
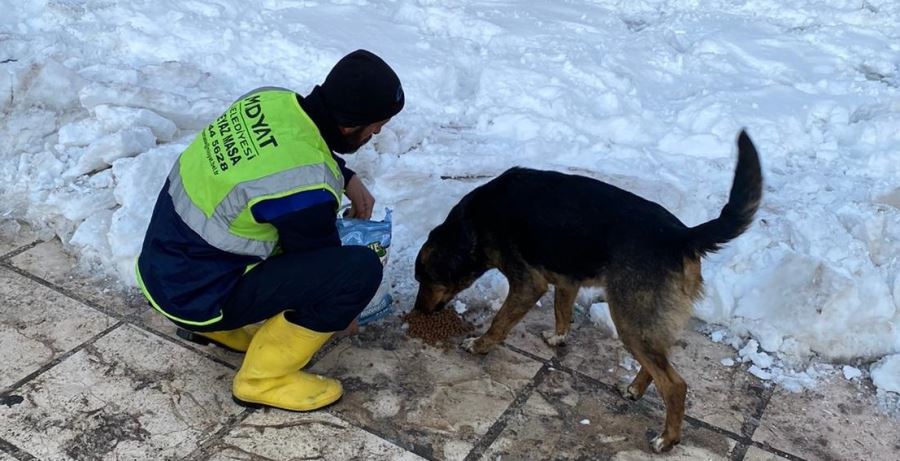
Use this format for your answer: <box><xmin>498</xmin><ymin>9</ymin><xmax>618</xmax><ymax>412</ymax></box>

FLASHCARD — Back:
<box><xmin>135</xmin><ymin>50</ymin><xmax>404</xmax><ymax>411</ymax></box>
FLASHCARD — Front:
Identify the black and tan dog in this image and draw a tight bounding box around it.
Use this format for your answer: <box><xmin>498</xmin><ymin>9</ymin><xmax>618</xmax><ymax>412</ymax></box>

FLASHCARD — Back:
<box><xmin>414</xmin><ymin>130</ymin><xmax>762</xmax><ymax>453</ymax></box>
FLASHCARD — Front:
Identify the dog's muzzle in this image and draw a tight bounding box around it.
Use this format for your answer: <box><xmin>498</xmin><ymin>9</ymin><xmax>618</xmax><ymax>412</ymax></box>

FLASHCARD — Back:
<box><xmin>413</xmin><ymin>284</ymin><xmax>450</xmax><ymax>313</ymax></box>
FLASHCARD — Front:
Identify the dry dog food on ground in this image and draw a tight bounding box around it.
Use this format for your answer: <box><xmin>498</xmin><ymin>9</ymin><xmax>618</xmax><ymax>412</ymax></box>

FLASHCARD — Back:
<box><xmin>404</xmin><ymin>309</ymin><xmax>473</xmax><ymax>346</ymax></box>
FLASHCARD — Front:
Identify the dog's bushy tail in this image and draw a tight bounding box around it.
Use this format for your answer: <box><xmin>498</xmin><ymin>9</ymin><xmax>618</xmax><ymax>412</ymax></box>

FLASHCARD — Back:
<box><xmin>684</xmin><ymin>130</ymin><xmax>763</xmax><ymax>257</ymax></box>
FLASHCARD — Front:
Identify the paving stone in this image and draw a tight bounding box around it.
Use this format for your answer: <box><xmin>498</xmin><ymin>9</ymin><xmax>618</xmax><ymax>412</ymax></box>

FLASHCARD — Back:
<box><xmin>481</xmin><ymin>368</ymin><xmax>737</xmax><ymax>460</ymax></box>
<box><xmin>754</xmin><ymin>375</ymin><xmax>900</xmax><ymax>461</ymax></box>
<box><xmin>0</xmin><ymin>267</ymin><xmax>113</xmax><ymax>389</ymax></box>
<box><xmin>0</xmin><ymin>324</ymin><xmax>241</xmax><ymax>460</ymax></box>
<box><xmin>743</xmin><ymin>445</ymin><xmax>793</xmax><ymax>460</ymax></box>
<box><xmin>9</xmin><ymin>239</ymin><xmax>147</xmax><ymax>318</ymax></box>
<box><xmin>207</xmin><ymin>410</ymin><xmax>426</xmax><ymax>461</ymax></box>
<box><xmin>560</xmin><ymin>319</ymin><xmax>765</xmax><ymax>434</ymax></box>
<box><xmin>310</xmin><ymin>317</ymin><xmax>543</xmax><ymax>461</ymax></box>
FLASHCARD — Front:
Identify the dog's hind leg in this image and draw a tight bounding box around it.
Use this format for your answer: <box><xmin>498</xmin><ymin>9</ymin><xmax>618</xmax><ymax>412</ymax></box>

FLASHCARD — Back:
<box><xmin>463</xmin><ymin>268</ymin><xmax>548</xmax><ymax>354</ymax></box>
<box><xmin>661</xmin><ymin>362</ymin><xmax>687</xmax><ymax>451</ymax></box>
<box><xmin>629</xmin><ymin>348</ymin><xmax>686</xmax><ymax>453</ymax></box>
<box><xmin>541</xmin><ymin>281</ymin><xmax>578</xmax><ymax>347</ymax></box>
<box><xmin>607</xmin><ymin>284</ymin><xmax>691</xmax><ymax>453</ymax></box>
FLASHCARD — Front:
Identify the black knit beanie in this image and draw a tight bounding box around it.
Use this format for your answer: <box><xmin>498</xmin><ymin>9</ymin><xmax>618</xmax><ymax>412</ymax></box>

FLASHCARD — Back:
<box><xmin>320</xmin><ymin>49</ymin><xmax>405</xmax><ymax>127</ymax></box>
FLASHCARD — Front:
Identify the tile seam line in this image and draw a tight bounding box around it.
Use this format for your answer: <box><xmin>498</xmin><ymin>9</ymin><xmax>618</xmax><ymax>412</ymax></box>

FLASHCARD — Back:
<box><xmin>0</xmin><ymin>321</ymin><xmax>122</xmax><ymax>395</ymax></box>
<box><xmin>0</xmin><ymin>240</ymin><xmax>41</xmax><ymax>262</ymax></box>
<box><xmin>0</xmin><ymin>436</ymin><xmax>40</xmax><ymax>461</ymax></box>
<box><xmin>0</xmin><ymin>261</ymin><xmax>123</xmax><ymax>320</ymax></box>
<box><xmin>732</xmin><ymin>383</ymin><xmax>778</xmax><ymax>461</ymax></box>
<box><xmin>463</xmin><ymin>362</ymin><xmax>553</xmax><ymax>461</ymax></box>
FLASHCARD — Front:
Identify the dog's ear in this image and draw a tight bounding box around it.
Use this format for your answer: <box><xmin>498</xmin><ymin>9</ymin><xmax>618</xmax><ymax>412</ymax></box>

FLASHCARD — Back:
<box><xmin>414</xmin><ymin>243</ymin><xmax>433</xmax><ymax>282</ymax></box>
<box><xmin>418</xmin><ymin>245</ymin><xmax>433</xmax><ymax>264</ymax></box>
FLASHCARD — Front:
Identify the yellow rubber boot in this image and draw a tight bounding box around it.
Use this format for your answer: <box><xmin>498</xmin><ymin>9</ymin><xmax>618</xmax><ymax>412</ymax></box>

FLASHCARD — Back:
<box><xmin>232</xmin><ymin>312</ymin><xmax>342</xmax><ymax>411</ymax></box>
<box><xmin>177</xmin><ymin>324</ymin><xmax>260</xmax><ymax>352</ymax></box>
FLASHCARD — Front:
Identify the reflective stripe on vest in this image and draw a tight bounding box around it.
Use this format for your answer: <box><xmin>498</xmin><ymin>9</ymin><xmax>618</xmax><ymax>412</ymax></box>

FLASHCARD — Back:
<box><xmin>168</xmin><ymin>161</ymin><xmax>343</xmax><ymax>256</ymax></box>
<box><xmin>168</xmin><ymin>90</ymin><xmax>344</xmax><ymax>257</ymax></box>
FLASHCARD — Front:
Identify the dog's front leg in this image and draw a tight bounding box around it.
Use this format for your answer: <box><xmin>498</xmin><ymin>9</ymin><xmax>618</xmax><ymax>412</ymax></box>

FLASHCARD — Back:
<box><xmin>463</xmin><ymin>272</ymin><xmax>547</xmax><ymax>354</ymax></box>
<box><xmin>541</xmin><ymin>282</ymin><xmax>578</xmax><ymax>347</ymax></box>
<box><xmin>617</xmin><ymin>367</ymin><xmax>652</xmax><ymax>401</ymax></box>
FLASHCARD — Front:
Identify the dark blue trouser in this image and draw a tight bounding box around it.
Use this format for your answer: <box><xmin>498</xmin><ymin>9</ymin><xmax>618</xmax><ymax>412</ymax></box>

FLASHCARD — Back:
<box><xmin>179</xmin><ymin>246</ymin><xmax>383</xmax><ymax>333</ymax></box>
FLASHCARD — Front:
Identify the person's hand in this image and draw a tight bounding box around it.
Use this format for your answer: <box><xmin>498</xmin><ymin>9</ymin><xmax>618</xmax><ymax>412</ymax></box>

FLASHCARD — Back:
<box><xmin>335</xmin><ymin>317</ymin><xmax>360</xmax><ymax>338</ymax></box>
<box><xmin>344</xmin><ymin>175</ymin><xmax>375</xmax><ymax>220</ymax></box>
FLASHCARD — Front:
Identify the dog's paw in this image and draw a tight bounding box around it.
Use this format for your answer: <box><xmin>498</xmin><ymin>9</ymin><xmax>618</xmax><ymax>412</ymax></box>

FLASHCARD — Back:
<box><xmin>461</xmin><ymin>337</ymin><xmax>490</xmax><ymax>354</ymax></box>
<box><xmin>617</xmin><ymin>383</ymin><xmax>641</xmax><ymax>401</ymax></box>
<box><xmin>649</xmin><ymin>434</ymin><xmax>678</xmax><ymax>453</ymax></box>
<box><xmin>541</xmin><ymin>330</ymin><xmax>567</xmax><ymax>347</ymax></box>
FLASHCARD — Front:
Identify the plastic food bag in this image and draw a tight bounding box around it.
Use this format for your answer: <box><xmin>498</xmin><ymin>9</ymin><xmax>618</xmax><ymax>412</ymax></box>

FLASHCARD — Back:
<box><xmin>337</xmin><ymin>209</ymin><xmax>393</xmax><ymax>326</ymax></box>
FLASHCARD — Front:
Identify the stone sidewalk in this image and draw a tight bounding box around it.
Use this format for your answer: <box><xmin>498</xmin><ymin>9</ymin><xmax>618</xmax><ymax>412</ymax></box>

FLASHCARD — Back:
<box><xmin>0</xmin><ymin>232</ymin><xmax>897</xmax><ymax>461</ymax></box>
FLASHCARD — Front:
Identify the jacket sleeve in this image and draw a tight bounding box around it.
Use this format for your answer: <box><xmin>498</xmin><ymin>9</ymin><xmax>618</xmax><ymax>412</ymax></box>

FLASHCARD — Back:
<box><xmin>251</xmin><ymin>190</ymin><xmax>341</xmax><ymax>254</ymax></box>
<box><xmin>333</xmin><ymin>154</ymin><xmax>356</xmax><ymax>187</ymax></box>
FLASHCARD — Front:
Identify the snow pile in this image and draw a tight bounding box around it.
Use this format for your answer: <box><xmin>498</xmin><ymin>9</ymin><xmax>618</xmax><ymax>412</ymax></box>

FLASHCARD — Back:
<box><xmin>1</xmin><ymin>0</ymin><xmax>898</xmax><ymax>394</ymax></box>
<box><xmin>871</xmin><ymin>355</ymin><xmax>900</xmax><ymax>394</ymax></box>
